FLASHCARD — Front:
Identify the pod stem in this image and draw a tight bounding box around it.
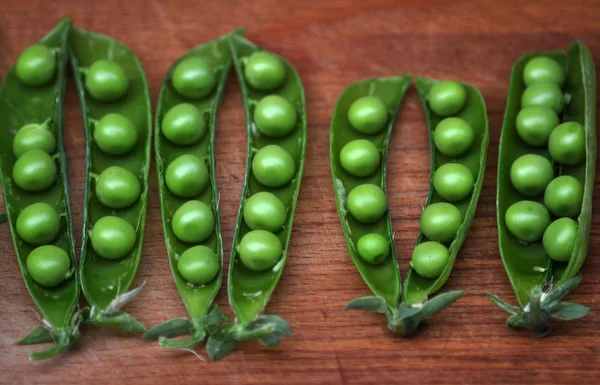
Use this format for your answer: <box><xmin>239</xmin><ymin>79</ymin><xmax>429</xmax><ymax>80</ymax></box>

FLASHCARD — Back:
<box><xmin>17</xmin><ymin>325</ymin><xmax>80</xmax><ymax>361</ymax></box>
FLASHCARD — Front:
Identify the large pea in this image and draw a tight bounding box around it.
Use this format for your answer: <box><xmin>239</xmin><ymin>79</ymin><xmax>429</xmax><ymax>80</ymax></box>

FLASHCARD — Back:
<box><xmin>420</xmin><ymin>202</ymin><xmax>462</xmax><ymax>243</ymax></box>
<box><xmin>254</xmin><ymin>95</ymin><xmax>297</xmax><ymax>138</ymax></box>
<box><xmin>95</xmin><ymin>166</ymin><xmax>141</xmax><ymax>209</ymax></box>
<box><xmin>505</xmin><ymin>200</ymin><xmax>550</xmax><ymax>243</ymax></box>
<box><xmin>252</xmin><ymin>145</ymin><xmax>295</xmax><ymax>188</ymax></box>
<box><xmin>543</xmin><ymin>218</ymin><xmax>577</xmax><ymax>262</ymax></box>
<box><xmin>244</xmin><ymin>51</ymin><xmax>286</xmax><ymax>91</ymax></box>
<box><xmin>13</xmin><ymin>122</ymin><xmax>56</xmax><ymax>158</ymax></box>
<box><xmin>15</xmin><ymin>44</ymin><xmax>56</xmax><ymax>86</ymax></box>
<box><xmin>177</xmin><ymin>246</ymin><xmax>220</xmax><ymax>285</ymax></box>
<box><xmin>411</xmin><ymin>241</ymin><xmax>450</xmax><ymax>279</ymax></box>
<box><xmin>428</xmin><ymin>81</ymin><xmax>467</xmax><ymax>116</ymax></box>
<box><xmin>161</xmin><ymin>103</ymin><xmax>205</xmax><ymax>145</ymax></box>
<box><xmin>85</xmin><ymin>60</ymin><xmax>129</xmax><ymax>102</ymax></box>
<box><xmin>172</xmin><ymin>200</ymin><xmax>214</xmax><ymax>243</ymax></box>
<box><xmin>238</xmin><ymin>230</ymin><xmax>282</xmax><ymax>272</ymax></box>
<box><xmin>521</xmin><ymin>83</ymin><xmax>564</xmax><ymax>113</ymax></box>
<box><xmin>94</xmin><ymin>113</ymin><xmax>138</xmax><ymax>155</ymax></box>
<box><xmin>172</xmin><ymin>57</ymin><xmax>216</xmax><ymax>99</ymax></box>
<box><xmin>347</xmin><ymin>96</ymin><xmax>388</xmax><ymax>134</ymax></box>
<box><xmin>340</xmin><ymin>139</ymin><xmax>381</xmax><ymax>177</ymax></box>
<box><xmin>523</xmin><ymin>57</ymin><xmax>565</xmax><ymax>86</ymax></box>
<box><xmin>548</xmin><ymin>122</ymin><xmax>586</xmax><ymax>166</ymax></box>
<box><xmin>356</xmin><ymin>233</ymin><xmax>389</xmax><ymax>265</ymax></box>
<box><xmin>432</xmin><ymin>163</ymin><xmax>474</xmax><ymax>202</ymax></box>
<box><xmin>243</xmin><ymin>192</ymin><xmax>287</xmax><ymax>232</ymax></box>
<box><xmin>165</xmin><ymin>154</ymin><xmax>209</xmax><ymax>198</ymax></box>
<box><xmin>433</xmin><ymin>117</ymin><xmax>474</xmax><ymax>157</ymax></box>
<box><xmin>515</xmin><ymin>106</ymin><xmax>559</xmax><ymax>147</ymax></box>
<box><xmin>90</xmin><ymin>216</ymin><xmax>136</xmax><ymax>260</ymax></box>
<box><xmin>544</xmin><ymin>175</ymin><xmax>583</xmax><ymax>218</ymax></box>
<box><xmin>26</xmin><ymin>245</ymin><xmax>71</xmax><ymax>288</ymax></box>
<box><xmin>13</xmin><ymin>149</ymin><xmax>57</xmax><ymax>192</ymax></box>
<box><xmin>509</xmin><ymin>154</ymin><xmax>554</xmax><ymax>197</ymax></box>
<box><xmin>16</xmin><ymin>202</ymin><xmax>60</xmax><ymax>245</ymax></box>
<box><xmin>347</xmin><ymin>184</ymin><xmax>388</xmax><ymax>224</ymax></box>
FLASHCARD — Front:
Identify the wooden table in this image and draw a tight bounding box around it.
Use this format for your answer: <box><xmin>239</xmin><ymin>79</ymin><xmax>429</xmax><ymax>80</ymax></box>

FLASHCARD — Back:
<box><xmin>1</xmin><ymin>0</ymin><xmax>599</xmax><ymax>383</ymax></box>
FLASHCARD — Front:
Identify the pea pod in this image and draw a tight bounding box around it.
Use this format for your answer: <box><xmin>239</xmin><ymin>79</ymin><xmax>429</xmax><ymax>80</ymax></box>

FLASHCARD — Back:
<box><xmin>487</xmin><ymin>41</ymin><xmax>596</xmax><ymax>335</ymax></box>
<box><xmin>0</xmin><ymin>18</ymin><xmax>81</xmax><ymax>360</ymax></box>
<box><xmin>69</xmin><ymin>25</ymin><xmax>152</xmax><ymax>332</ymax></box>
<box><xmin>206</xmin><ymin>34</ymin><xmax>306</xmax><ymax>360</ymax></box>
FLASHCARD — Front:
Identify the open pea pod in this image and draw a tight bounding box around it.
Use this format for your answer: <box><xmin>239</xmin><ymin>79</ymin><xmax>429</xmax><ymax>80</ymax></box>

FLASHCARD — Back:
<box><xmin>487</xmin><ymin>41</ymin><xmax>596</xmax><ymax>336</ymax></box>
<box><xmin>0</xmin><ymin>18</ymin><xmax>81</xmax><ymax>360</ymax></box>
<box><xmin>69</xmin><ymin>25</ymin><xmax>152</xmax><ymax>332</ymax></box>
<box><xmin>205</xmin><ymin>34</ymin><xmax>306</xmax><ymax>361</ymax></box>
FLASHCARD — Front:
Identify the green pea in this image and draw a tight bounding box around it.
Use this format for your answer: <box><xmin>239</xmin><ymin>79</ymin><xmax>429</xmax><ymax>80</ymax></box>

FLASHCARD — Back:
<box><xmin>543</xmin><ymin>217</ymin><xmax>578</xmax><ymax>262</ymax></box>
<box><xmin>420</xmin><ymin>202</ymin><xmax>462</xmax><ymax>243</ymax></box>
<box><xmin>521</xmin><ymin>83</ymin><xmax>564</xmax><ymax>113</ymax></box>
<box><xmin>172</xmin><ymin>200</ymin><xmax>214</xmax><ymax>243</ymax></box>
<box><xmin>356</xmin><ymin>233</ymin><xmax>389</xmax><ymax>265</ymax></box>
<box><xmin>252</xmin><ymin>145</ymin><xmax>295</xmax><ymax>188</ymax></box>
<box><xmin>548</xmin><ymin>122</ymin><xmax>586</xmax><ymax>166</ymax></box>
<box><xmin>509</xmin><ymin>154</ymin><xmax>554</xmax><ymax>197</ymax></box>
<box><xmin>411</xmin><ymin>241</ymin><xmax>450</xmax><ymax>279</ymax></box>
<box><xmin>26</xmin><ymin>245</ymin><xmax>70</xmax><ymax>288</ymax></box>
<box><xmin>428</xmin><ymin>81</ymin><xmax>467</xmax><ymax>116</ymax></box>
<box><xmin>93</xmin><ymin>113</ymin><xmax>137</xmax><ymax>155</ymax></box>
<box><xmin>523</xmin><ymin>56</ymin><xmax>565</xmax><ymax>87</ymax></box>
<box><xmin>544</xmin><ymin>175</ymin><xmax>583</xmax><ymax>218</ymax></box>
<box><xmin>172</xmin><ymin>56</ymin><xmax>216</xmax><ymax>99</ymax></box>
<box><xmin>243</xmin><ymin>192</ymin><xmax>287</xmax><ymax>232</ymax></box>
<box><xmin>244</xmin><ymin>51</ymin><xmax>286</xmax><ymax>91</ymax></box>
<box><xmin>505</xmin><ymin>200</ymin><xmax>550</xmax><ymax>243</ymax></box>
<box><xmin>433</xmin><ymin>117</ymin><xmax>474</xmax><ymax>157</ymax></box>
<box><xmin>177</xmin><ymin>245</ymin><xmax>219</xmax><ymax>285</ymax></box>
<box><xmin>347</xmin><ymin>184</ymin><xmax>387</xmax><ymax>224</ymax></box>
<box><xmin>13</xmin><ymin>149</ymin><xmax>56</xmax><ymax>192</ymax></box>
<box><xmin>165</xmin><ymin>154</ymin><xmax>209</xmax><ymax>198</ymax></box>
<box><xmin>85</xmin><ymin>60</ymin><xmax>129</xmax><ymax>102</ymax></box>
<box><xmin>515</xmin><ymin>106</ymin><xmax>559</xmax><ymax>147</ymax></box>
<box><xmin>95</xmin><ymin>166</ymin><xmax>141</xmax><ymax>209</ymax></box>
<box><xmin>16</xmin><ymin>202</ymin><xmax>60</xmax><ymax>245</ymax></box>
<box><xmin>339</xmin><ymin>139</ymin><xmax>380</xmax><ymax>177</ymax></box>
<box><xmin>15</xmin><ymin>44</ymin><xmax>56</xmax><ymax>87</ymax></box>
<box><xmin>13</xmin><ymin>122</ymin><xmax>56</xmax><ymax>158</ymax></box>
<box><xmin>254</xmin><ymin>95</ymin><xmax>297</xmax><ymax>138</ymax></box>
<box><xmin>238</xmin><ymin>230</ymin><xmax>282</xmax><ymax>272</ymax></box>
<box><xmin>161</xmin><ymin>103</ymin><xmax>205</xmax><ymax>145</ymax></box>
<box><xmin>347</xmin><ymin>96</ymin><xmax>388</xmax><ymax>134</ymax></box>
<box><xmin>91</xmin><ymin>216</ymin><xmax>136</xmax><ymax>260</ymax></box>
<box><xmin>433</xmin><ymin>163</ymin><xmax>474</xmax><ymax>202</ymax></box>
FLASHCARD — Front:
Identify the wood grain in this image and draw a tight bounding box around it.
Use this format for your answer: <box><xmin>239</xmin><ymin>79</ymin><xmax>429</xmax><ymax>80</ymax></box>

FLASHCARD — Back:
<box><xmin>1</xmin><ymin>0</ymin><xmax>600</xmax><ymax>383</ymax></box>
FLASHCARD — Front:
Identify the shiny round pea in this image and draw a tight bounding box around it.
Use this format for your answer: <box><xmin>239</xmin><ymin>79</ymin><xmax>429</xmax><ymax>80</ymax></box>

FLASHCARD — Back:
<box><xmin>548</xmin><ymin>122</ymin><xmax>586</xmax><ymax>166</ymax></box>
<box><xmin>177</xmin><ymin>245</ymin><xmax>219</xmax><ymax>285</ymax></box>
<box><xmin>420</xmin><ymin>202</ymin><xmax>462</xmax><ymax>243</ymax></box>
<box><xmin>85</xmin><ymin>60</ymin><xmax>129</xmax><ymax>102</ymax></box>
<box><xmin>161</xmin><ymin>103</ymin><xmax>205</xmax><ymax>145</ymax></box>
<box><xmin>172</xmin><ymin>56</ymin><xmax>216</xmax><ymax>99</ymax></box>
<box><xmin>26</xmin><ymin>245</ymin><xmax>70</xmax><ymax>288</ymax></box>
<box><xmin>254</xmin><ymin>95</ymin><xmax>297</xmax><ymax>138</ymax></box>
<box><xmin>95</xmin><ymin>166</ymin><xmax>141</xmax><ymax>209</ymax></box>
<box><xmin>238</xmin><ymin>230</ymin><xmax>282</xmax><ymax>272</ymax></box>
<box><xmin>252</xmin><ymin>145</ymin><xmax>295</xmax><ymax>187</ymax></box>
<box><xmin>523</xmin><ymin>57</ymin><xmax>565</xmax><ymax>86</ymax></box>
<box><xmin>428</xmin><ymin>81</ymin><xmax>467</xmax><ymax>116</ymax></box>
<box><xmin>165</xmin><ymin>154</ymin><xmax>209</xmax><ymax>198</ymax></box>
<box><xmin>509</xmin><ymin>154</ymin><xmax>554</xmax><ymax>197</ymax></box>
<box><xmin>15</xmin><ymin>44</ymin><xmax>56</xmax><ymax>86</ymax></box>
<box><xmin>411</xmin><ymin>241</ymin><xmax>449</xmax><ymax>279</ymax></box>
<box><xmin>13</xmin><ymin>123</ymin><xmax>56</xmax><ymax>158</ymax></box>
<box><xmin>515</xmin><ymin>106</ymin><xmax>559</xmax><ymax>147</ymax></box>
<box><xmin>433</xmin><ymin>163</ymin><xmax>474</xmax><ymax>202</ymax></box>
<box><xmin>521</xmin><ymin>83</ymin><xmax>564</xmax><ymax>113</ymax></box>
<box><xmin>13</xmin><ymin>149</ymin><xmax>56</xmax><ymax>192</ymax></box>
<box><xmin>543</xmin><ymin>218</ymin><xmax>577</xmax><ymax>262</ymax></box>
<box><xmin>347</xmin><ymin>96</ymin><xmax>388</xmax><ymax>134</ymax></box>
<box><xmin>356</xmin><ymin>233</ymin><xmax>389</xmax><ymax>265</ymax></box>
<box><xmin>172</xmin><ymin>200</ymin><xmax>214</xmax><ymax>243</ymax></box>
<box><xmin>544</xmin><ymin>175</ymin><xmax>583</xmax><ymax>218</ymax></box>
<box><xmin>243</xmin><ymin>192</ymin><xmax>287</xmax><ymax>232</ymax></box>
<box><xmin>16</xmin><ymin>202</ymin><xmax>60</xmax><ymax>245</ymax></box>
<box><xmin>340</xmin><ymin>139</ymin><xmax>380</xmax><ymax>177</ymax></box>
<box><xmin>505</xmin><ymin>200</ymin><xmax>550</xmax><ymax>243</ymax></box>
<box><xmin>433</xmin><ymin>117</ymin><xmax>474</xmax><ymax>157</ymax></box>
<box><xmin>91</xmin><ymin>216</ymin><xmax>136</xmax><ymax>260</ymax></box>
<box><xmin>244</xmin><ymin>51</ymin><xmax>286</xmax><ymax>91</ymax></box>
<box><xmin>93</xmin><ymin>113</ymin><xmax>137</xmax><ymax>155</ymax></box>
<box><xmin>347</xmin><ymin>184</ymin><xmax>387</xmax><ymax>224</ymax></box>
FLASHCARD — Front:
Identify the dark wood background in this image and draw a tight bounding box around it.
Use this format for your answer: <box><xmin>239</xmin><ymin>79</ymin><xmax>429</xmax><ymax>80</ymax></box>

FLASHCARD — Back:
<box><xmin>1</xmin><ymin>0</ymin><xmax>599</xmax><ymax>383</ymax></box>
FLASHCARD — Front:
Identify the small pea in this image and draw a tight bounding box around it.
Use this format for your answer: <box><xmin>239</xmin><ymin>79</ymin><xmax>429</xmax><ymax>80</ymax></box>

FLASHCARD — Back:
<box><xmin>420</xmin><ymin>202</ymin><xmax>462</xmax><ymax>243</ymax></box>
<box><xmin>15</xmin><ymin>44</ymin><xmax>56</xmax><ymax>86</ymax></box>
<box><xmin>523</xmin><ymin>57</ymin><xmax>565</xmax><ymax>87</ymax></box>
<box><xmin>16</xmin><ymin>202</ymin><xmax>60</xmax><ymax>245</ymax></box>
<box><xmin>165</xmin><ymin>154</ymin><xmax>209</xmax><ymax>198</ymax></box>
<box><xmin>13</xmin><ymin>123</ymin><xmax>56</xmax><ymax>158</ymax></box>
<box><xmin>172</xmin><ymin>56</ymin><xmax>216</xmax><ymax>99</ymax></box>
<box><xmin>356</xmin><ymin>233</ymin><xmax>389</xmax><ymax>265</ymax></box>
<box><xmin>433</xmin><ymin>117</ymin><xmax>474</xmax><ymax>157</ymax></box>
<box><xmin>521</xmin><ymin>83</ymin><xmax>564</xmax><ymax>113</ymax></box>
<box><xmin>433</xmin><ymin>163</ymin><xmax>474</xmax><ymax>202</ymax></box>
<box><xmin>411</xmin><ymin>241</ymin><xmax>450</xmax><ymax>279</ymax></box>
<box><xmin>515</xmin><ymin>106</ymin><xmax>560</xmax><ymax>147</ymax></box>
<box><xmin>243</xmin><ymin>192</ymin><xmax>287</xmax><ymax>232</ymax></box>
<box><xmin>543</xmin><ymin>217</ymin><xmax>578</xmax><ymax>262</ymax></box>
<box><xmin>161</xmin><ymin>103</ymin><xmax>205</xmax><ymax>146</ymax></box>
<box><xmin>91</xmin><ymin>216</ymin><xmax>136</xmax><ymax>260</ymax></box>
<box><xmin>13</xmin><ymin>149</ymin><xmax>57</xmax><ymax>192</ymax></box>
<box><xmin>347</xmin><ymin>184</ymin><xmax>387</xmax><ymax>224</ymax></box>
<box><xmin>548</xmin><ymin>122</ymin><xmax>586</xmax><ymax>166</ymax></box>
<box><xmin>85</xmin><ymin>60</ymin><xmax>129</xmax><ymax>102</ymax></box>
<box><xmin>244</xmin><ymin>51</ymin><xmax>286</xmax><ymax>91</ymax></box>
<box><xmin>544</xmin><ymin>175</ymin><xmax>583</xmax><ymax>218</ymax></box>
<box><xmin>509</xmin><ymin>154</ymin><xmax>554</xmax><ymax>197</ymax></box>
<box><xmin>254</xmin><ymin>95</ymin><xmax>297</xmax><ymax>138</ymax></box>
<box><xmin>238</xmin><ymin>230</ymin><xmax>282</xmax><ymax>272</ymax></box>
<box><xmin>505</xmin><ymin>200</ymin><xmax>550</xmax><ymax>243</ymax></box>
<box><xmin>339</xmin><ymin>139</ymin><xmax>380</xmax><ymax>177</ymax></box>
<box><xmin>94</xmin><ymin>113</ymin><xmax>137</xmax><ymax>155</ymax></box>
<box><xmin>172</xmin><ymin>200</ymin><xmax>214</xmax><ymax>243</ymax></box>
<box><xmin>26</xmin><ymin>245</ymin><xmax>70</xmax><ymax>288</ymax></box>
<box><xmin>347</xmin><ymin>96</ymin><xmax>388</xmax><ymax>134</ymax></box>
<box><xmin>428</xmin><ymin>81</ymin><xmax>467</xmax><ymax>116</ymax></box>
<box><xmin>252</xmin><ymin>145</ymin><xmax>295</xmax><ymax>188</ymax></box>
<box><xmin>177</xmin><ymin>245</ymin><xmax>219</xmax><ymax>285</ymax></box>
<box><xmin>95</xmin><ymin>166</ymin><xmax>141</xmax><ymax>209</ymax></box>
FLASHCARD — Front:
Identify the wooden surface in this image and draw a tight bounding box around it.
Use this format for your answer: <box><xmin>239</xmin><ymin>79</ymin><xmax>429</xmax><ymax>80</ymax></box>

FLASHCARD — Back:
<box><xmin>1</xmin><ymin>0</ymin><xmax>600</xmax><ymax>383</ymax></box>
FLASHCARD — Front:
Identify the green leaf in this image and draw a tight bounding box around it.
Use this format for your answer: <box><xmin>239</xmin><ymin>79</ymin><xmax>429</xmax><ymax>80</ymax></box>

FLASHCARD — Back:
<box><xmin>506</xmin><ymin>314</ymin><xmax>525</xmax><ymax>329</ymax></box>
<box><xmin>158</xmin><ymin>336</ymin><xmax>201</xmax><ymax>349</ymax></box>
<box><xmin>92</xmin><ymin>311</ymin><xmax>147</xmax><ymax>333</ymax></box>
<box><xmin>345</xmin><ymin>296</ymin><xmax>390</xmax><ymax>316</ymax></box>
<box><xmin>29</xmin><ymin>343</ymin><xmax>68</xmax><ymax>361</ymax></box>
<box><xmin>16</xmin><ymin>326</ymin><xmax>54</xmax><ymax>345</ymax></box>
<box><xmin>550</xmin><ymin>302</ymin><xmax>590</xmax><ymax>320</ymax></box>
<box><xmin>143</xmin><ymin>318</ymin><xmax>191</xmax><ymax>340</ymax></box>
<box><xmin>484</xmin><ymin>293</ymin><xmax>521</xmax><ymax>315</ymax></box>
<box><xmin>416</xmin><ymin>290</ymin><xmax>464</xmax><ymax>321</ymax></box>
<box><xmin>393</xmin><ymin>303</ymin><xmax>421</xmax><ymax>322</ymax></box>
<box><xmin>206</xmin><ymin>326</ymin><xmax>238</xmax><ymax>361</ymax></box>
<box><xmin>544</xmin><ymin>275</ymin><xmax>582</xmax><ymax>306</ymax></box>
